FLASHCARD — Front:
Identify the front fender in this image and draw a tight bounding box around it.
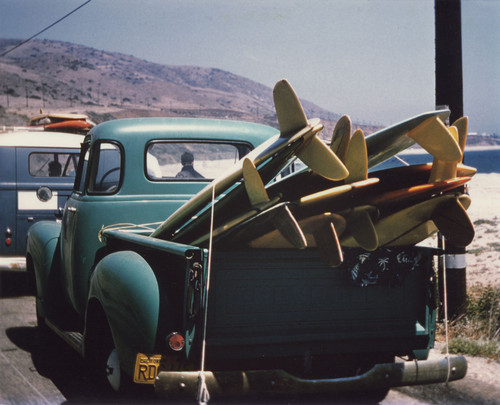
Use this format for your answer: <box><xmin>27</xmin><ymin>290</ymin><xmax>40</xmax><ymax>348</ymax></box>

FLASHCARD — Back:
<box><xmin>87</xmin><ymin>250</ymin><xmax>160</xmax><ymax>375</ymax></box>
<box><xmin>26</xmin><ymin>221</ymin><xmax>62</xmax><ymax>316</ymax></box>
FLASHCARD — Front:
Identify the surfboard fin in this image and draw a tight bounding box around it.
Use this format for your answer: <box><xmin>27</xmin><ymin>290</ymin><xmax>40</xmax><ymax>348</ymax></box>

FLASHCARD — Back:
<box><xmin>452</xmin><ymin>116</ymin><xmax>469</xmax><ymax>154</ymax></box>
<box><xmin>242</xmin><ymin>158</ymin><xmax>270</xmax><ymax>206</ymax></box>
<box><xmin>272</xmin><ymin>205</ymin><xmax>308</xmax><ymax>249</ymax></box>
<box><xmin>273</xmin><ymin>80</ymin><xmax>349</xmax><ymax>181</ymax></box>
<box><xmin>431</xmin><ymin>196</ymin><xmax>474</xmax><ymax>247</ymax></box>
<box><xmin>312</xmin><ymin>219</ymin><xmax>343</xmax><ymax>267</ymax></box>
<box><xmin>428</xmin><ymin>116</ymin><xmax>469</xmax><ymax>182</ymax></box>
<box><xmin>330</xmin><ymin>115</ymin><xmax>352</xmax><ymax>162</ymax></box>
<box><xmin>273</xmin><ymin>79</ymin><xmax>309</xmax><ymax>138</ymax></box>
<box><xmin>299</xmin><ymin>213</ymin><xmax>345</xmax><ymax>267</ymax></box>
<box><xmin>343</xmin><ymin>129</ymin><xmax>368</xmax><ymax>183</ymax></box>
<box><xmin>407</xmin><ymin>116</ymin><xmax>462</xmax><ymax>162</ymax></box>
<box><xmin>428</xmin><ymin>126</ymin><xmax>460</xmax><ymax>182</ymax></box>
<box><xmin>243</xmin><ymin>158</ymin><xmax>307</xmax><ymax>249</ymax></box>
<box><xmin>456</xmin><ymin>163</ymin><xmax>477</xmax><ymax>177</ymax></box>
<box><xmin>346</xmin><ymin>206</ymin><xmax>379</xmax><ymax>251</ymax></box>
<box><xmin>296</xmin><ymin>136</ymin><xmax>349</xmax><ymax>181</ymax></box>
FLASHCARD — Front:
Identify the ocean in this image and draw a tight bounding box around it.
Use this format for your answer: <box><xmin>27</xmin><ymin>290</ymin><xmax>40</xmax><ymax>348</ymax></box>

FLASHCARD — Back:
<box><xmin>373</xmin><ymin>148</ymin><xmax>500</xmax><ymax>174</ymax></box>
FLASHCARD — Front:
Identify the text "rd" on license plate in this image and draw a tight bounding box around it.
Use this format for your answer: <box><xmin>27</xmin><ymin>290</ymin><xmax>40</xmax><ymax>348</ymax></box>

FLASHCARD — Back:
<box><xmin>134</xmin><ymin>353</ymin><xmax>162</xmax><ymax>384</ymax></box>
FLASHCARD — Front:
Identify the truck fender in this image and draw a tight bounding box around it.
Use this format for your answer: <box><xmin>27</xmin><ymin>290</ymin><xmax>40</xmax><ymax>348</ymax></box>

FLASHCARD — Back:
<box><xmin>87</xmin><ymin>250</ymin><xmax>160</xmax><ymax>375</ymax></box>
<box><xmin>26</xmin><ymin>221</ymin><xmax>62</xmax><ymax>319</ymax></box>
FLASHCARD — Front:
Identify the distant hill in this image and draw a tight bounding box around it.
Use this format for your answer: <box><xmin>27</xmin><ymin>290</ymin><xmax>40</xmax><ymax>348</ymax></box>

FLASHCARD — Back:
<box><xmin>0</xmin><ymin>38</ymin><xmax>381</xmax><ymax>138</ymax></box>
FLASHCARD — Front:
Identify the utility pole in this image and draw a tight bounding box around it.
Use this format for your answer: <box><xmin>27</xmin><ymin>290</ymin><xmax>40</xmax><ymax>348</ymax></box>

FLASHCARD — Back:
<box><xmin>435</xmin><ymin>0</ymin><xmax>466</xmax><ymax>319</ymax></box>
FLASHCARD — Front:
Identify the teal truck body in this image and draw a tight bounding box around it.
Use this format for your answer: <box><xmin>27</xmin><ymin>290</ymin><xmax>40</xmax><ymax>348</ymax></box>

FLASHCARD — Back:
<box><xmin>27</xmin><ymin>117</ymin><xmax>466</xmax><ymax>402</ymax></box>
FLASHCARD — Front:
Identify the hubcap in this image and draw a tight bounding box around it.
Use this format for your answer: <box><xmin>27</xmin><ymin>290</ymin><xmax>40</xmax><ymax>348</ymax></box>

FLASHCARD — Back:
<box><xmin>106</xmin><ymin>348</ymin><xmax>121</xmax><ymax>391</ymax></box>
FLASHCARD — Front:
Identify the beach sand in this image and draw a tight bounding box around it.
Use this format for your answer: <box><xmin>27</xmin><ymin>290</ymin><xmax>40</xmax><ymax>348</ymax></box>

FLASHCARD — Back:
<box><xmin>465</xmin><ymin>173</ymin><xmax>500</xmax><ymax>288</ymax></box>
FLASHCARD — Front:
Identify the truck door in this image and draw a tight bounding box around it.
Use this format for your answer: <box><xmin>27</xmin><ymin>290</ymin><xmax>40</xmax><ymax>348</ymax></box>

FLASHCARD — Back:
<box><xmin>16</xmin><ymin>147</ymin><xmax>79</xmax><ymax>255</ymax></box>
<box><xmin>60</xmin><ymin>141</ymin><xmax>122</xmax><ymax>313</ymax></box>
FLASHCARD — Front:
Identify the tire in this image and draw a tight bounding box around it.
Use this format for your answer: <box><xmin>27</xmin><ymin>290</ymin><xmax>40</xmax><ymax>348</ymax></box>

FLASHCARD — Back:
<box><xmin>86</xmin><ymin>322</ymin><xmax>121</xmax><ymax>393</ymax></box>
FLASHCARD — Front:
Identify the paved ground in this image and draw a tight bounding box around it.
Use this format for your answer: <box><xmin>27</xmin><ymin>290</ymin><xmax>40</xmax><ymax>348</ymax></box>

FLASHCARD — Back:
<box><xmin>1</xmin><ymin>270</ymin><xmax>499</xmax><ymax>405</ymax></box>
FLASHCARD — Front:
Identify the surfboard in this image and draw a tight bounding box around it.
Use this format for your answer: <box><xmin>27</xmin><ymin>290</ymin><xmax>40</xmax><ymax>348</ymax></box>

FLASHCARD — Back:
<box><xmin>251</xmin><ymin>212</ymin><xmax>345</xmax><ymax>267</ymax></box>
<box><xmin>215</xmin><ymin>169</ymin><xmax>472</xmax><ymax>252</ymax></box>
<box><xmin>341</xmin><ymin>194</ymin><xmax>473</xmax><ymax>248</ymax></box>
<box><xmin>265</xmin><ymin>111</ymin><xmax>468</xmax><ymax>206</ymax></box>
<box><xmin>368</xmin><ymin>176</ymin><xmax>471</xmax><ymax>213</ymax></box>
<box><xmin>432</xmin><ymin>194</ymin><xmax>474</xmax><ymax>246</ymax></box>
<box><xmin>44</xmin><ymin>119</ymin><xmax>93</xmax><ymax>132</ymax></box>
<box><xmin>151</xmin><ymin>80</ymin><xmax>469</xmax><ymax>254</ymax></box>
<box><xmin>365</xmin><ymin>109</ymin><xmax>454</xmax><ymax>168</ymax></box>
<box><xmin>213</xmin><ymin>209</ymin><xmax>345</xmax><ymax>267</ymax></box>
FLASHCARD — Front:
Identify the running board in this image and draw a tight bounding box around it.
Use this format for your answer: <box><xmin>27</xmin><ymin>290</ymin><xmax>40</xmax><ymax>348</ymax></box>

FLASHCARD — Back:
<box><xmin>45</xmin><ymin>318</ymin><xmax>84</xmax><ymax>356</ymax></box>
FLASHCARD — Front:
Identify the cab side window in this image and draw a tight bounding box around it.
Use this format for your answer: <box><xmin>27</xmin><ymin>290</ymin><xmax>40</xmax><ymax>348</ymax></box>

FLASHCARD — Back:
<box><xmin>87</xmin><ymin>142</ymin><xmax>122</xmax><ymax>194</ymax></box>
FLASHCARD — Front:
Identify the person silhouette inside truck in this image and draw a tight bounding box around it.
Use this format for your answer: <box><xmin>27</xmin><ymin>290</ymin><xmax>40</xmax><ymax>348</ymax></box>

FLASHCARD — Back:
<box><xmin>176</xmin><ymin>151</ymin><xmax>203</xmax><ymax>178</ymax></box>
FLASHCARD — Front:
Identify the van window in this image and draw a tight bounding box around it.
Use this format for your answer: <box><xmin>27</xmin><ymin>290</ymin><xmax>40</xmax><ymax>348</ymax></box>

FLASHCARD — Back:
<box><xmin>88</xmin><ymin>142</ymin><xmax>122</xmax><ymax>194</ymax></box>
<box><xmin>29</xmin><ymin>152</ymin><xmax>79</xmax><ymax>177</ymax></box>
<box><xmin>146</xmin><ymin>142</ymin><xmax>250</xmax><ymax>180</ymax></box>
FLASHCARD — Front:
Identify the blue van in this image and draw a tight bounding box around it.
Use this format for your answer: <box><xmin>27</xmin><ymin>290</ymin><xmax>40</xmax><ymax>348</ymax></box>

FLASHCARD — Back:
<box><xmin>0</xmin><ymin>129</ymin><xmax>83</xmax><ymax>269</ymax></box>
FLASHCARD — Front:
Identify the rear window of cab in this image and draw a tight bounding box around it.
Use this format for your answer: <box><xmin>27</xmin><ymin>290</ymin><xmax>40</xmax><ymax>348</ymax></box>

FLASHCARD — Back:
<box><xmin>146</xmin><ymin>141</ymin><xmax>252</xmax><ymax>180</ymax></box>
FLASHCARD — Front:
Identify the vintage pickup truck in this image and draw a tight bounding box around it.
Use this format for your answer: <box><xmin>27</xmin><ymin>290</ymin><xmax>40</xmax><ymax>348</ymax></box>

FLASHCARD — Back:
<box><xmin>27</xmin><ymin>116</ymin><xmax>467</xmax><ymax>402</ymax></box>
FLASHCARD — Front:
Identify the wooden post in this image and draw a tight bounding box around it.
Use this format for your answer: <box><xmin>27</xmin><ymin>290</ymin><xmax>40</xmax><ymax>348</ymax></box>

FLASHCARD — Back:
<box><xmin>435</xmin><ymin>0</ymin><xmax>467</xmax><ymax>319</ymax></box>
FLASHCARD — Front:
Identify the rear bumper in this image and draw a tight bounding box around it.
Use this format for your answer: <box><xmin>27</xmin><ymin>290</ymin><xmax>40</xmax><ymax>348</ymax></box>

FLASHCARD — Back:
<box><xmin>155</xmin><ymin>355</ymin><xmax>466</xmax><ymax>398</ymax></box>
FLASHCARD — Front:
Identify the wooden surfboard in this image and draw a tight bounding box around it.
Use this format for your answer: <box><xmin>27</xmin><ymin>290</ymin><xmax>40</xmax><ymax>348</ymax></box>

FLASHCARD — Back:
<box><xmin>228</xmin><ymin>174</ymin><xmax>472</xmax><ymax>253</ymax></box>
<box><xmin>44</xmin><ymin>119</ymin><xmax>92</xmax><ymax>132</ymax></box>
<box><xmin>366</xmin><ymin>109</ymin><xmax>454</xmax><ymax>168</ymax></box>
<box><xmin>215</xmin><ymin>210</ymin><xmax>345</xmax><ymax>267</ymax></box>
<box><xmin>341</xmin><ymin>194</ymin><xmax>473</xmax><ymax>248</ymax></box>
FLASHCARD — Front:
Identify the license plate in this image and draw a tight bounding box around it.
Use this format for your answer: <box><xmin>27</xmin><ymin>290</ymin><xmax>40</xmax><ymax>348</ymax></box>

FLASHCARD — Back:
<box><xmin>133</xmin><ymin>353</ymin><xmax>162</xmax><ymax>384</ymax></box>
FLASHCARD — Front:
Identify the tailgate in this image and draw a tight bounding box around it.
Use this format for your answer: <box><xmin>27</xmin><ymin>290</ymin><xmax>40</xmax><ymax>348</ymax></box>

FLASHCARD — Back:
<box><xmin>206</xmin><ymin>247</ymin><xmax>435</xmax><ymax>359</ymax></box>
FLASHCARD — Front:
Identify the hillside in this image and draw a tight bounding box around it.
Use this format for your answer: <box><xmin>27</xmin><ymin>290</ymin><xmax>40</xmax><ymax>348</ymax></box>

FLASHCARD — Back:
<box><xmin>0</xmin><ymin>38</ymin><xmax>382</xmax><ymax>138</ymax></box>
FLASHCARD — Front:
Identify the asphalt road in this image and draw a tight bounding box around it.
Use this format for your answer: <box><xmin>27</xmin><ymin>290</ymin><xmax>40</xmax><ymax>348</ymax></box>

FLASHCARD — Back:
<box><xmin>1</xmin><ymin>270</ymin><xmax>499</xmax><ymax>405</ymax></box>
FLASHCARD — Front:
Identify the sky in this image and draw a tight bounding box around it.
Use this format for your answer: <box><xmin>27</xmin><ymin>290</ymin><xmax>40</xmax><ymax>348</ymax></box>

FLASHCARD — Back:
<box><xmin>0</xmin><ymin>0</ymin><xmax>498</xmax><ymax>134</ymax></box>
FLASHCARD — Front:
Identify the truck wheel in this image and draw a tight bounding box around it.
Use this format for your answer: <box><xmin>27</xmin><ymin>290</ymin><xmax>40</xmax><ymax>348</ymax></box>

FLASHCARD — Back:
<box><xmin>105</xmin><ymin>348</ymin><xmax>122</xmax><ymax>392</ymax></box>
<box><xmin>86</xmin><ymin>318</ymin><xmax>129</xmax><ymax>395</ymax></box>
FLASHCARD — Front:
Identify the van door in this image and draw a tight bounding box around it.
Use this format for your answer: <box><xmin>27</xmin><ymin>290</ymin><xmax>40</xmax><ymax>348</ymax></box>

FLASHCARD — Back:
<box><xmin>0</xmin><ymin>146</ymin><xmax>17</xmax><ymax>256</ymax></box>
<box><xmin>16</xmin><ymin>147</ymin><xmax>79</xmax><ymax>255</ymax></box>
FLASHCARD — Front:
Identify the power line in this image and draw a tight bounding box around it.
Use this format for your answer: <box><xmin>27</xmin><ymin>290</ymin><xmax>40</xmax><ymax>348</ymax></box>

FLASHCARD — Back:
<box><xmin>0</xmin><ymin>0</ymin><xmax>92</xmax><ymax>58</ymax></box>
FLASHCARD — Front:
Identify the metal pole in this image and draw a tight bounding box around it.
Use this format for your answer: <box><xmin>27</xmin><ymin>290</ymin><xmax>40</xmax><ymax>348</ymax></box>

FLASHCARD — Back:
<box><xmin>435</xmin><ymin>0</ymin><xmax>467</xmax><ymax>319</ymax></box>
